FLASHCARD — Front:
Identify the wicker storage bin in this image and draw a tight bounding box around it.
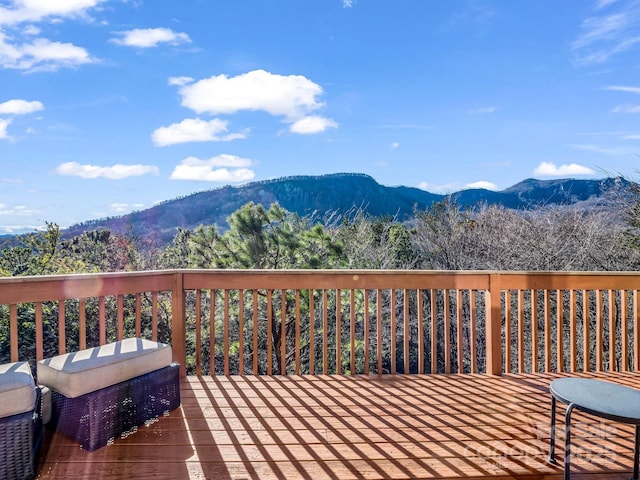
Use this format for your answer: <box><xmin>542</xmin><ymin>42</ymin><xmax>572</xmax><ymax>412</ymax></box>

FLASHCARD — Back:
<box><xmin>50</xmin><ymin>363</ymin><xmax>180</xmax><ymax>451</ymax></box>
<box><xmin>0</xmin><ymin>388</ymin><xmax>43</xmax><ymax>480</ymax></box>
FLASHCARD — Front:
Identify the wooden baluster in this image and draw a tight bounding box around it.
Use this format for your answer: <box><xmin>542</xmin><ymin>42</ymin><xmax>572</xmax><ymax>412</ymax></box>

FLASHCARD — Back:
<box><xmin>253</xmin><ymin>290</ymin><xmax>259</xmax><ymax>375</ymax></box>
<box><xmin>364</xmin><ymin>290</ymin><xmax>370</xmax><ymax>375</ymax></box>
<box><xmin>135</xmin><ymin>294</ymin><xmax>141</xmax><ymax>338</ymax></box>
<box><xmin>336</xmin><ymin>289</ymin><xmax>342</xmax><ymax>375</ymax></box>
<box><xmin>531</xmin><ymin>290</ymin><xmax>538</xmax><ymax>373</ymax></box>
<box><xmin>391</xmin><ymin>289</ymin><xmax>396</xmax><ymax>374</ymax></box>
<box><xmin>195</xmin><ymin>289</ymin><xmax>202</xmax><ymax>376</ymax></box>
<box><xmin>544</xmin><ymin>290</ymin><xmax>551</xmax><ymax>372</ymax></box>
<box><xmin>99</xmin><ymin>296</ymin><xmax>106</xmax><ymax>345</ymax></box>
<box><xmin>377</xmin><ymin>289</ymin><xmax>383</xmax><ymax>375</ymax></box>
<box><xmin>309</xmin><ymin>289</ymin><xmax>315</xmax><ymax>375</ymax></box>
<box><xmin>596</xmin><ymin>290</ymin><xmax>603</xmax><ymax>372</ymax></box>
<box><xmin>444</xmin><ymin>289</ymin><xmax>450</xmax><ymax>374</ymax></box>
<box><xmin>431</xmin><ymin>289</ymin><xmax>437</xmax><ymax>374</ymax></box>
<box><xmin>635</xmin><ymin>290</ymin><xmax>640</xmax><ymax>372</ymax></box>
<box><xmin>224</xmin><ymin>289</ymin><xmax>230</xmax><ymax>376</ymax></box>
<box><xmin>210</xmin><ymin>289</ymin><xmax>216</xmax><ymax>376</ymax></box>
<box><xmin>10</xmin><ymin>304</ymin><xmax>17</xmax><ymax>362</ymax></box>
<box><xmin>323</xmin><ymin>289</ymin><xmax>329</xmax><ymax>375</ymax></box>
<box><xmin>470</xmin><ymin>290</ymin><xmax>476</xmax><ymax>374</ymax></box>
<box><xmin>267</xmin><ymin>289</ymin><xmax>273</xmax><ymax>376</ymax></box>
<box><xmin>281</xmin><ymin>290</ymin><xmax>287</xmax><ymax>376</ymax></box>
<box><xmin>239</xmin><ymin>289</ymin><xmax>245</xmax><ymax>375</ymax></box>
<box><xmin>457</xmin><ymin>289</ymin><xmax>463</xmax><ymax>374</ymax></box>
<box><xmin>405</xmin><ymin>289</ymin><xmax>411</xmax><ymax>374</ymax></box>
<box><xmin>418</xmin><ymin>289</ymin><xmax>424</xmax><ymax>374</ymax></box>
<box><xmin>609</xmin><ymin>290</ymin><xmax>616</xmax><ymax>371</ymax></box>
<box><xmin>151</xmin><ymin>291</ymin><xmax>158</xmax><ymax>342</ymax></box>
<box><xmin>350</xmin><ymin>289</ymin><xmax>356</xmax><ymax>375</ymax></box>
<box><xmin>295</xmin><ymin>289</ymin><xmax>300</xmax><ymax>376</ymax></box>
<box><xmin>36</xmin><ymin>302</ymin><xmax>43</xmax><ymax>361</ymax></box>
<box><xmin>622</xmin><ymin>290</ymin><xmax>629</xmax><ymax>371</ymax></box>
<box><xmin>583</xmin><ymin>290</ymin><xmax>590</xmax><ymax>372</ymax></box>
<box><xmin>79</xmin><ymin>298</ymin><xmax>86</xmax><ymax>350</ymax></box>
<box><xmin>556</xmin><ymin>290</ymin><xmax>564</xmax><ymax>373</ymax></box>
<box><xmin>117</xmin><ymin>294</ymin><xmax>124</xmax><ymax>341</ymax></box>
<box><xmin>58</xmin><ymin>299</ymin><xmax>66</xmax><ymax>354</ymax></box>
<box><xmin>570</xmin><ymin>290</ymin><xmax>577</xmax><ymax>372</ymax></box>
<box><xmin>518</xmin><ymin>290</ymin><xmax>525</xmax><ymax>373</ymax></box>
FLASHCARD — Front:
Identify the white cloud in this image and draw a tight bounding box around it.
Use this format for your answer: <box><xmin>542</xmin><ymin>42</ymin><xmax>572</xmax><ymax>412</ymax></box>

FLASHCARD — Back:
<box><xmin>55</xmin><ymin>162</ymin><xmax>160</xmax><ymax>179</ymax></box>
<box><xmin>0</xmin><ymin>99</ymin><xmax>43</xmax><ymax>114</ymax></box>
<box><xmin>465</xmin><ymin>181</ymin><xmax>499</xmax><ymax>191</ymax></box>
<box><xmin>343</xmin><ymin>0</ymin><xmax>354</xmax><ymax>7</ymax></box>
<box><xmin>468</xmin><ymin>106</ymin><xmax>497</xmax><ymax>114</ymax></box>
<box><xmin>0</xmin><ymin>203</ymin><xmax>40</xmax><ymax>216</ymax></box>
<box><xmin>533</xmin><ymin>162</ymin><xmax>595</xmax><ymax>176</ymax></box>
<box><xmin>175</xmin><ymin>69</ymin><xmax>325</xmax><ymax>120</ymax></box>
<box><xmin>289</xmin><ymin>115</ymin><xmax>337</xmax><ymax>134</ymax></box>
<box><xmin>168</xmin><ymin>76</ymin><xmax>193</xmax><ymax>86</ymax></box>
<box><xmin>569</xmin><ymin>143</ymin><xmax>639</xmax><ymax>155</ymax></box>
<box><xmin>390</xmin><ymin>142</ymin><xmax>399</xmax><ymax>150</ymax></box>
<box><xmin>0</xmin><ymin>224</ymin><xmax>40</xmax><ymax>234</ymax></box>
<box><xmin>0</xmin><ymin>33</ymin><xmax>95</xmax><ymax>71</ymax></box>
<box><xmin>417</xmin><ymin>181</ymin><xmax>459</xmax><ymax>194</ymax></box>
<box><xmin>604</xmin><ymin>85</ymin><xmax>640</xmax><ymax>93</ymax></box>
<box><xmin>572</xmin><ymin>2</ymin><xmax>640</xmax><ymax>65</ymax></box>
<box><xmin>0</xmin><ymin>0</ymin><xmax>106</xmax><ymax>25</ymax></box>
<box><xmin>170</xmin><ymin>155</ymin><xmax>255</xmax><ymax>182</ymax></box>
<box><xmin>152</xmin><ymin>118</ymin><xmax>246</xmax><ymax>146</ymax></box>
<box><xmin>612</xmin><ymin>103</ymin><xmax>640</xmax><ymax>113</ymax></box>
<box><xmin>23</xmin><ymin>25</ymin><xmax>40</xmax><ymax>35</ymax></box>
<box><xmin>110</xmin><ymin>202</ymin><xmax>145</xmax><ymax>213</ymax></box>
<box><xmin>111</xmin><ymin>28</ymin><xmax>191</xmax><ymax>48</ymax></box>
<box><xmin>0</xmin><ymin>118</ymin><xmax>12</xmax><ymax>139</ymax></box>
<box><xmin>596</xmin><ymin>0</ymin><xmax>621</xmax><ymax>8</ymax></box>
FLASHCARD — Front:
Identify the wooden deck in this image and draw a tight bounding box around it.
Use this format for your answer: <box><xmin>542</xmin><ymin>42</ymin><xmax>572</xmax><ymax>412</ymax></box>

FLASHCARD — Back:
<box><xmin>35</xmin><ymin>372</ymin><xmax>640</xmax><ymax>480</ymax></box>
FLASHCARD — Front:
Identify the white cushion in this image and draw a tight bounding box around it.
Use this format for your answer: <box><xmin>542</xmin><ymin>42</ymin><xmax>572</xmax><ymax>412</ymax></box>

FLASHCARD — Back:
<box><xmin>37</xmin><ymin>338</ymin><xmax>172</xmax><ymax>398</ymax></box>
<box><xmin>0</xmin><ymin>361</ymin><xmax>37</xmax><ymax>418</ymax></box>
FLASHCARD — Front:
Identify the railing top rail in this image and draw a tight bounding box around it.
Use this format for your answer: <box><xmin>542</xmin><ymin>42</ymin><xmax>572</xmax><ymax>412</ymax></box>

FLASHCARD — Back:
<box><xmin>181</xmin><ymin>269</ymin><xmax>492</xmax><ymax>290</ymax></box>
<box><xmin>0</xmin><ymin>270</ymin><xmax>176</xmax><ymax>304</ymax></box>
<box><xmin>1</xmin><ymin>269</ymin><xmax>639</xmax><ymax>305</ymax></box>
<box><xmin>0</xmin><ymin>269</ymin><xmax>178</xmax><ymax>284</ymax></box>
<box><xmin>492</xmin><ymin>271</ymin><xmax>640</xmax><ymax>290</ymax></box>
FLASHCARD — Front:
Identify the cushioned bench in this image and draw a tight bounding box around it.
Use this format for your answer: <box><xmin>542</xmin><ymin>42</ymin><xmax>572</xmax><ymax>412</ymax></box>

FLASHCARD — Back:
<box><xmin>37</xmin><ymin>338</ymin><xmax>180</xmax><ymax>451</ymax></box>
<box><xmin>0</xmin><ymin>361</ymin><xmax>43</xmax><ymax>480</ymax></box>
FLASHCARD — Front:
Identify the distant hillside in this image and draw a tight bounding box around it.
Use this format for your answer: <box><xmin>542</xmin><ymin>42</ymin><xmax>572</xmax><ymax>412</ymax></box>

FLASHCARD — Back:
<box><xmin>64</xmin><ymin>173</ymin><xmax>628</xmax><ymax>245</ymax></box>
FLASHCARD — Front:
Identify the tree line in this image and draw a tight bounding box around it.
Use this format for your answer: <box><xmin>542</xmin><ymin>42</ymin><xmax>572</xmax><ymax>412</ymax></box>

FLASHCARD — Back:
<box><xmin>2</xmin><ymin>192</ymin><xmax>640</xmax><ymax>373</ymax></box>
<box><xmin>2</xmin><ymin>195</ymin><xmax>639</xmax><ymax>276</ymax></box>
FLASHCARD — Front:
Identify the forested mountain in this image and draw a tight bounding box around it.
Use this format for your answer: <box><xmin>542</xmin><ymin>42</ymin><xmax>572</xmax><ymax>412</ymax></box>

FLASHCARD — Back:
<box><xmin>64</xmin><ymin>173</ymin><xmax>626</xmax><ymax>245</ymax></box>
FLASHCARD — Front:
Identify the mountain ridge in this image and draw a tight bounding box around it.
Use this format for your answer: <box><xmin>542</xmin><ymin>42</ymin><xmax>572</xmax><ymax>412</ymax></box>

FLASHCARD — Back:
<box><xmin>62</xmin><ymin>173</ymin><xmax>627</xmax><ymax>245</ymax></box>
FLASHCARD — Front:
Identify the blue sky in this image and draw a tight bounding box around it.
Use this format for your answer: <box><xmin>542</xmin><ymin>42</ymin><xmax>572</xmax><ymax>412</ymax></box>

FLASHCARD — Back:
<box><xmin>1</xmin><ymin>0</ymin><xmax>639</xmax><ymax>234</ymax></box>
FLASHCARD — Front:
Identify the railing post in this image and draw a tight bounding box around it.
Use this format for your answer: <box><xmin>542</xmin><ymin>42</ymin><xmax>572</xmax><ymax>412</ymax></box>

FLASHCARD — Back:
<box><xmin>172</xmin><ymin>271</ymin><xmax>187</xmax><ymax>378</ymax></box>
<box><xmin>485</xmin><ymin>273</ymin><xmax>503</xmax><ymax>376</ymax></box>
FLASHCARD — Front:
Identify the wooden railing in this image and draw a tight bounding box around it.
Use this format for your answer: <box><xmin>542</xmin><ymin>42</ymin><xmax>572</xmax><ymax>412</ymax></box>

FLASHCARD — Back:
<box><xmin>0</xmin><ymin>270</ymin><xmax>639</xmax><ymax>377</ymax></box>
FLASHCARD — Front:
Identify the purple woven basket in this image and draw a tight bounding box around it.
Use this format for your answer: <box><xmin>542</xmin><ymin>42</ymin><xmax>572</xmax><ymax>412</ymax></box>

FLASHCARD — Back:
<box><xmin>0</xmin><ymin>388</ymin><xmax>43</xmax><ymax>480</ymax></box>
<box><xmin>50</xmin><ymin>362</ymin><xmax>180</xmax><ymax>451</ymax></box>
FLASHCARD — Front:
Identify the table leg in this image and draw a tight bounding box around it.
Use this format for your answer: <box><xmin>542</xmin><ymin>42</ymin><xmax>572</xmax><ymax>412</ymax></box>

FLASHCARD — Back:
<box><xmin>564</xmin><ymin>403</ymin><xmax>575</xmax><ymax>480</ymax></box>
<box><xmin>634</xmin><ymin>425</ymin><xmax>639</xmax><ymax>480</ymax></box>
<box><xmin>549</xmin><ymin>396</ymin><xmax>557</xmax><ymax>464</ymax></box>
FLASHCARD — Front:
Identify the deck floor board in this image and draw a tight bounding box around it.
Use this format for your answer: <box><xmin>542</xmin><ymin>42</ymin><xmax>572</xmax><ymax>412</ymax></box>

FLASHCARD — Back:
<box><xmin>35</xmin><ymin>372</ymin><xmax>640</xmax><ymax>479</ymax></box>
